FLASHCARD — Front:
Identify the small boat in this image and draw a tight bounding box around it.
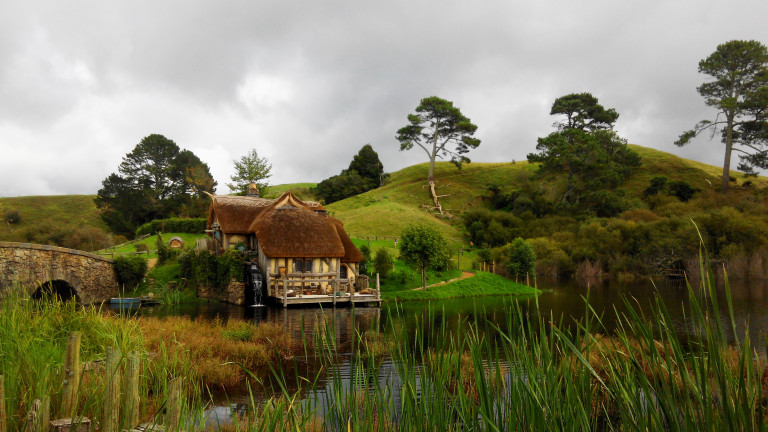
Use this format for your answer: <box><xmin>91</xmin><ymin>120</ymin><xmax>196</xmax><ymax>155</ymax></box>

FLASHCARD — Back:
<box><xmin>110</xmin><ymin>297</ymin><xmax>141</xmax><ymax>307</ymax></box>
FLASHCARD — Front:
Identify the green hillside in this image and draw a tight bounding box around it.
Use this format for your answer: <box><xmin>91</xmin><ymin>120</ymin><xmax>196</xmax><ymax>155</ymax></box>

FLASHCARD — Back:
<box><xmin>328</xmin><ymin>145</ymin><xmax>765</xmax><ymax>240</ymax></box>
<box><xmin>0</xmin><ymin>195</ymin><xmax>109</xmax><ymax>246</ymax></box>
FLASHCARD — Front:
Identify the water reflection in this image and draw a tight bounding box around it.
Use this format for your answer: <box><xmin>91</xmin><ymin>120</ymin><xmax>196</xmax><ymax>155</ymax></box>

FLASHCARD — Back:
<box><xmin>127</xmin><ymin>277</ymin><xmax>768</xmax><ymax>423</ymax></box>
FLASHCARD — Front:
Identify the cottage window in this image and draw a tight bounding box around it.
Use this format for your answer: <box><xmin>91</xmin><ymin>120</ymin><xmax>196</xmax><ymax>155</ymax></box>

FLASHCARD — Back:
<box><xmin>340</xmin><ymin>265</ymin><xmax>347</xmax><ymax>279</ymax></box>
<box><xmin>304</xmin><ymin>259</ymin><xmax>313</xmax><ymax>273</ymax></box>
<box><xmin>293</xmin><ymin>259</ymin><xmax>303</xmax><ymax>273</ymax></box>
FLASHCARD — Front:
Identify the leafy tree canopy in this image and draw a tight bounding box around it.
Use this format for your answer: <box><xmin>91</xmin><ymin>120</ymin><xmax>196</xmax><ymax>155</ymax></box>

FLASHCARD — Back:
<box><xmin>550</xmin><ymin>92</ymin><xmax>619</xmax><ymax>132</ymax></box>
<box><xmin>676</xmin><ymin>40</ymin><xmax>768</xmax><ymax>192</ymax></box>
<box><xmin>95</xmin><ymin>134</ymin><xmax>216</xmax><ymax>236</ymax></box>
<box><xmin>506</xmin><ymin>237</ymin><xmax>536</xmax><ymax>280</ymax></box>
<box><xmin>397</xmin><ymin>96</ymin><xmax>481</xmax><ymax>181</ymax></box>
<box><xmin>315</xmin><ymin>144</ymin><xmax>384</xmax><ymax>204</ymax></box>
<box><xmin>528</xmin><ymin>94</ymin><xmax>640</xmax><ymax>216</ymax></box>
<box><xmin>398</xmin><ymin>223</ymin><xmax>449</xmax><ymax>290</ymax></box>
<box><xmin>226</xmin><ymin>149</ymin><xmax>272</xmax><ymax>195</ymax></box>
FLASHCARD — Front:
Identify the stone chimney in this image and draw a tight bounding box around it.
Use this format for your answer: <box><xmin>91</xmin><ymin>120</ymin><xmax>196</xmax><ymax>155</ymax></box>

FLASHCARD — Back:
<box><xmin>248</xmin><ymin>183</ymin><xmax>260</xmax><ymax>197</ymax></box>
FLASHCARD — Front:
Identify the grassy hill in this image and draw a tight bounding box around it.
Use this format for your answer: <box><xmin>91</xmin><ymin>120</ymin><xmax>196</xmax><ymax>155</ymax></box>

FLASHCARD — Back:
<box><xmin>0</xmin><ymin>195</ymin><xmax>108</xmax><ymax>245</ymax></box>
<box><xmin>327</xmin><ymin>145</ymin><xmax>765</xmax><ymax>240</ymax></box>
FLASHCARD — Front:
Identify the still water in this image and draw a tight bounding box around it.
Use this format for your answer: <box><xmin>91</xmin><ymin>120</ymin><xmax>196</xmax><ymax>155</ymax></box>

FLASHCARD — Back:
<box><xmin>125</xmin><ymin>276</ymin><xmax>768</xmax><ymax>422</ymax></box>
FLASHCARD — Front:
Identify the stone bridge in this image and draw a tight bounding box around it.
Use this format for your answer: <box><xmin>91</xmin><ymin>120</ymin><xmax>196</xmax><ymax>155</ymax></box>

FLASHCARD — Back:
<box><xmin>0</xmin><ymin>242</ymin><xmax>119</xmax><ymax>304</ymax></box>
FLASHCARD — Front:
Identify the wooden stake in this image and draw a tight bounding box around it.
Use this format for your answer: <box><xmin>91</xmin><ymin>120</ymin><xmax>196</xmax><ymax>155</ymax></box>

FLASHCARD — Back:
<box><xmin>0</xmin><ymin>375</ymin><xmax>6</xmax><ymax>432</ymax></box>
<box><xmin>123</xmin><ymin>352</ymin><xmax>140</xmax><ymax>430</ymax></box>
<box><xmin>166</xmin><ymin>378</ymin><xmax>182</xmax><ymax>432</ymax></box>
<box><xmin>38</xmin><ymin>397</ymin><xmax>50</xmax><ymax>432</ymax></box>
<box><xmin>61</xmin><ymin>332</ymin><xmax>82</xmax><ymax>418</ymax></box>
<box><xmin>101</xmin><ymin>348</ymin><xmax>121</xmax><ymax>432</ymax></box>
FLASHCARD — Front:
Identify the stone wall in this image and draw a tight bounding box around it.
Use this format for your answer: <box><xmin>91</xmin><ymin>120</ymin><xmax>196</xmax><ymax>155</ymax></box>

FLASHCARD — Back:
<box><xmin>196</xmin><ymin>280</ymin><xmax>246</xmax><ymax>305</ymax></box>
<box><xmin>0</xmin><ymin>242</ymin><xmax>119</xmax><ymax>304</ymax></box>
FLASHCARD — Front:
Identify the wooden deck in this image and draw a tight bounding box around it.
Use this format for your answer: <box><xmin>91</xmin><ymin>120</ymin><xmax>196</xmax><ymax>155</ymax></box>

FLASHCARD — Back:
<box><xmin>270</xmin><ymin>292</ymin><xmax>381</xmax><ymax>307</ymax></box>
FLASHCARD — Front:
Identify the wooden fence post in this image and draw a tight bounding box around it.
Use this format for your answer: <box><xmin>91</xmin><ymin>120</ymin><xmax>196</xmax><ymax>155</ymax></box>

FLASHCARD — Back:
<box><xmin>0</xmin><ymin>375</ymin><xmax>6</xmax><ymax>432</ymax></box>
<box><xmin>122</xmin><ymin>352</ymin><xmax>140</xmax><ymax>430</ymax></box>
<box><xmin>165</xmin><ymin>378</ymin><xmax>182</xmax><ymax>432</ymax></box>
<box><xmin>61</xmin><ymin>332</ymin><xmax>82</xmax><ymax>418</ymax></box>
<box><xmin>101</xmin><ymin>348</ymin><xmax>121</xmax><ymax>432</ymax></box>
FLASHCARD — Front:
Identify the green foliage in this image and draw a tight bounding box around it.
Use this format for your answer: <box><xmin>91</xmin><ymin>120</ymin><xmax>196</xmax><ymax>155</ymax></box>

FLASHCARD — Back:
<box><xmin>95</xmin><ymin>134</ymin><xmax>216</xmax><ymax>235</ymax></box>
<box><xmin>506</xmin><ymin>237</ymin><xmax>536</xmax><ymax>279</ymax></box>
<box><xmin>373</xmin><ymin>248</ymin><xmax>394</xmax><ymax>279</ymax></box>
<box><xmin>668</xmin><ymin>180</ymin><xmax>699</xmax><ymax>202</ymax></box>
<box><xmin>381</xmin><ymin>271</ymin><xmax>538</xmax><ymax>301</ymax></box>
<box><xmin>549</xmin><ymin>92</ymin><xmax>620</xmax><ymax>131</ymax></box>
<box><xmin>397</xmin><ymin>96</ymin><xmax>481</xmax><ymax>180</ymax></box>
<box><xmin>643</xmin><ymin>176</ymin><xmax>668</xmax><ymax>197</ymax></box>
<box><xmin>4</xmin><ymin>209</ymin><xmax>20</xmax><ymax>224</ymax></box>
<box><xmin>156</xmin><ymin>233</ymin><xmax>171</xmax><ymax>265</ymax></box>
<box><xmin>113</xmin><ymin>255</ymin><xmax>148</xmax><ymax>289</ymax></box>
<box><xmin>676</xmin><ymin>40</ymin><xmax>768</xmax><ymax>192</ymax></box>
<box><xmin>398</xmin><ymin>223</ymin><xmax>450</xmax><ymax>289</ymax></box>
<box><xmin>462</xmin><ymin>208</ymin><xmax>522</xmax><ymax>247</ymax></box>
<box><xmin>359</xmin><ymin>243</ymin><xmax>372</xmax><ymax>274</ymax></box>
<box><xmin>315</xmin><ymin>145</ymin><xmax>385</xmax><ymax>204</ymax></box>
<box><xmin>221</xmin><ymin>322</ymin><xmax>253</xmax><ymax>342</ymax></box>
<box><xmin>180</xmin><ymin>249</ymin><xmax>245</xmax><ymax>290</ymax></box>
<box><xmin>226</xmin><ymin>148</ymin><xmax>272</xmax><ymax>195</ymax></box>
<box><xmin>135</xmin><ymin>217</ymin><xmax>206</xmax><ymax>236</ymax></box>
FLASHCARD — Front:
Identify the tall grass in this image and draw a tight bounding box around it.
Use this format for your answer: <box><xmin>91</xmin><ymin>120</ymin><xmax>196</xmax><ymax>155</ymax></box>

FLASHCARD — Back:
<box><xmin>229</xmin><ymin>254</ymin><xmax>768</xmax><ymax>431</ymax></box>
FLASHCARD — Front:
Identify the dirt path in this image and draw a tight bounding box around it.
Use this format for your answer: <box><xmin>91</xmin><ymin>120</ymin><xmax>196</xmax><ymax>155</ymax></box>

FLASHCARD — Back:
<box><xmin>147</xmin><ymin>258</ymin><xmax>158</xmax><ymax>270</ymax></box>
<box><xmin>412</xmin><ymin>271</ymin><xmax>475</xmax><ymax>290</ymax></box>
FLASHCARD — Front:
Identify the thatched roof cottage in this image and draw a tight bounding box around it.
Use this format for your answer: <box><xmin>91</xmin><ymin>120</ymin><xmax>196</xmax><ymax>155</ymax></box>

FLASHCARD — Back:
<box><xmin>206</xmin><ymin>189</ymin><xmax>365</xmax><ymax>302</ymax></box>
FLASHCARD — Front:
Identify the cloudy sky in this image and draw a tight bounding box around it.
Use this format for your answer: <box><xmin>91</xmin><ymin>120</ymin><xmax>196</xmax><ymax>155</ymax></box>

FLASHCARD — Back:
<box><xmin>1</xmin><ymin>0</ymin><xmax>767</xmax><ymax>197</ymax></box>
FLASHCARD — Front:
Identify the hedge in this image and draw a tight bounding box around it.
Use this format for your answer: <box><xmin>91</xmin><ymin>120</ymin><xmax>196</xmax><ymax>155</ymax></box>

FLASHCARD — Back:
<box><xmin>135</xmin><ymin>218</ymin><xmax>207</xmax><ymax>237</ymax></box>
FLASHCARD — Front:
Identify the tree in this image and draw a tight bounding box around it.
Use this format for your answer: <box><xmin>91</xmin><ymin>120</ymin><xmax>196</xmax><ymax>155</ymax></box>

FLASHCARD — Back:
<box><xmin>315</xmin><ymin>144</ymin><xmax>385</xmax><ymax>204</ymax></box>
<box><xmin>506</xmin><ymin>238</ymin><xmax>536</xmax><ymax>281</ymax></box>
<box><xmin>550</xmin><ymin>92</ymin><xmax>619</xmax><ymax>132</ymax></box>
<box><xmin>373</xmin><ymin>248</ymin><xmax>394</xmax><ymax>279</ymax></box>
<box><xmin>528</xmin><ymin>93</ymin><xmax>640</xmax><ymax>216</ymax></box>
<box><xmin>95</xmin><ymin>134</ymin><xmax>216</xmax><ymax>236</ymax></box>
<box><xmin>226</xmin><ymin>149</ymin><xmax>272</xmax><ymax>195</ymax></box>
<box><xmin>676</xmin><ymin>40</ymin><xmax>768</xmax><ymax>193</ymax></box>
<box><xmin>398</xmin><ymin>224</ymin><xmax>449</xmax><ymax>290</ymax></box>
<box><xmin>397</xmin><ymin>96</ymin><xmax>481</xmax><ymax>213</ymax></box>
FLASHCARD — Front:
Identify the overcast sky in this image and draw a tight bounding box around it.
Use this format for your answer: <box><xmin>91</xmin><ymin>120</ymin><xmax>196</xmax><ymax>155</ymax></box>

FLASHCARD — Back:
<box><xmin>1</xmin><ymin>0</ymin><xmax>767</xmax><ymax>197</ymax></box>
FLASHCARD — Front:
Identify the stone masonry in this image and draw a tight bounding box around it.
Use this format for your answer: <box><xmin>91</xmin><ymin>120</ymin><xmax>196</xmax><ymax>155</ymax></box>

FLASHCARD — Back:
<box><xmin>0</xmin><ymin>242</ymin><xmax>119</xmax><ymax>304</ymax></box>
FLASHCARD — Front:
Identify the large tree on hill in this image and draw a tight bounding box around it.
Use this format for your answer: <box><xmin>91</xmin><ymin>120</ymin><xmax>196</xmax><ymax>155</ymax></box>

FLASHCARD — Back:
<box><xmin>528</xmin><ymin>93</ymin><xmax>640</xmax><ymax>216</ymax></box>
<box><xmin>95</xmin><ymin>134</ymin><xmax>216</xmax><ymax>236</ymax></box>
<box><xmin>315</xmin><ymin>144</ymin><xmax>384</xmax><ymax>204</ymax></box>
<box><xmin>226</xmin><ymin>149</ymin><xmax>272</xmax><ymax>195</ymax></box>
<box><xmin>676</xmin><ymin>40</ymin><xmax>768</xmax><ymax>193</ymax></box>
<box><xmin>397</xmin><ymin>96</ymin><xmax>480</xmax><ymax>213</ymax></box>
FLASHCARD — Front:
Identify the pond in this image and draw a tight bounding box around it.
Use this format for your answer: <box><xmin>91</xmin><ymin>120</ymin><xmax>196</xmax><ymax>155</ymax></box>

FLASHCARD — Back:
<box><xmin>121</xmin><ymin>275</ymin><xmax>768</xmax><ymax>424</ymax></box>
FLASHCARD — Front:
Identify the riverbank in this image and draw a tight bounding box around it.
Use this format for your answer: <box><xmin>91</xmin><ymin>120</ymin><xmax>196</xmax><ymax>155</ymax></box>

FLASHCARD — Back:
<box><xmin>381</xmin><ymin>271</ymin><xmax>539</xmax><ymax>301</ymax></box>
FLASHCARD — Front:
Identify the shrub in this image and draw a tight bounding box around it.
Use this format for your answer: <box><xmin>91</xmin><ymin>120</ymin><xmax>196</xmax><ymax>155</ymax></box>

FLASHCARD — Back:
<box><xmin>113</xmin><ymin>255</ymin><xmax>148</xmax><ymax>289</ymax></box>
<box><xmin>643</xmin><ymin>176</ymin><xmax>668</xmax><ymax>197</ymax></box>
<box><xmin>135</xmin><ymin>243</ymin><xmax>149</xmax><ymax>253</ymax></box>
<box><xmin>506</xmin><ymin>238</ymin><xmax>537</xmax><ymax>280</ymax></box>
<box><xmin>61</xmin><ymin>226</ymin><xmax>113</xmax><ymax>251</ymax></box>
<box><xmin>668</xmin><ymin>180</ymin><xmax>699</xmax><ymax>202</ymax></box>
<box><xmin>156</xmin><ymin>233</ymin><xmax>171</xmax><ymax>264</ymax></box>
<box><xmin>373</xmin><ymin>248</ymin><xmax>394</xmax><ymax>279</ymax></box>
<box><xmin>4</xmin><ymin>209</ymin><xmax>20</xmax><ymax>224</ymax></box>
<box><xmin>359</xmin><ymin>243</ymin><xmax>372</xmax><ymax>275</ymax></box>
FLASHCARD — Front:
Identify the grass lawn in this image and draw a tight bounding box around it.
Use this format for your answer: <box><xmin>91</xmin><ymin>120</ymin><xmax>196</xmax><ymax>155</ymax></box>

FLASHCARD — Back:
<box><xmin>381</xmin><ymin>271</ymin><xmax>539</xmax><ymax>301</ymax></box>
<box><xmin>99</xmin><ymin>232</ymin><xmax>205</xmax><ymax>258</ymax></box>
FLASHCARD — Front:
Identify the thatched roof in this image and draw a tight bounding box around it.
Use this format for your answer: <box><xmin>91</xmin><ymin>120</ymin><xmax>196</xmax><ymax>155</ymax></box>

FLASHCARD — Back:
<box><xmin>249</xmin><ymin>192</ymin><xmax>344</xmax><ymax>258</ymax></box>
<box><xmin>328</xmin><ymin>217</ymin><xmax>364</xmax><ymax>263</ymax></box>
<box><xmin>207</xmin><ymin>195</ymin><xmax>273</xmax><ymax>233</ymax></box>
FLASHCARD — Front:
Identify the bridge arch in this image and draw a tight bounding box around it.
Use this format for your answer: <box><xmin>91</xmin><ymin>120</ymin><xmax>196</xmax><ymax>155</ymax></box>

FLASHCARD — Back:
<box><xmin>32</xmin><ymin>280</ymin><xmax>80</xmax><ymax>302</ymax></box>
<box><xmin>0</xmin><ymin>242</ymin><xmax>119</xmax><ymax>304</ymax></box>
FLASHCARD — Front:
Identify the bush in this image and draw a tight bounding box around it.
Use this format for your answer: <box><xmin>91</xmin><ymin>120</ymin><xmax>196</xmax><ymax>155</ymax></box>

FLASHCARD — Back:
<box><xmin>113</xmin><ymin>255</ymin><xmax>148</xmax><ymax>289</ymax></box>
<box><xmin>373</xmin><ymin>248</ymin><xmax>394</xmax><ymax>279</ymax></box>
<box><xmin>60</xmin><ymin>226</ymin><xmax>113</xmax><ymax>251</ymax></box>
<box><xmin>668</xmin><ymin>180</ymin><xmax>699</xmax><ymax>202</ymax></box>
<box><xmin>156</xmin><ymin>233</ymin><xmax>171</xmax><ymax>265</ymax></box>
<box><xmin>359</xmin><ymin>244</ymin><xmax>372</xmax><ymax>275</ymax></box>
<box><xmin>4</xmin><ymin>209</ymin><xmax>20</xmax><ymax>224</ymax></box>
<box><xmin>135</xmin><ymin>217</ymin><xmax>206</xmax><ymax>237</ymax></box>
<box><xmin>506</xmin><ymin>238</ymin><xmax>537</xmax><ymax>280</ymax></box>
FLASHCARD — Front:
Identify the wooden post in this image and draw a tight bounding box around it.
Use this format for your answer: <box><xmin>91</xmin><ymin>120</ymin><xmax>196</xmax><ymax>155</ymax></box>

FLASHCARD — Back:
<box><xmin>332</xmin><ymin>279</ymin><xmax>337</xmax><ymax>307</ymax></box>
<box><xmin>61</xmin><ymin>332</ymin><xmax>82</xmax><ymax>418</ymax></box>
<box><xmin>101</xmin><ymin>348</ymin><xmax>121</xmax><ymax>432</ymax></box>
<box><xmin>38</xmin><ymin>397</ymin><xmax>50</xmax><ymax>432</ymax></box>
<box><xmin>0</xmin><ymin>375</ymin><xmax>6</xmax><ymax>432</ymax></box>
<box><xmin>526</xmin><ymin>273</ymin><xmax>530</xmax><ymax>287</ymax></box>
<box><xmin>166</xmin><ymin>378</ymin><xmax>182</xmax><ymax>432</ymax></box>
<box><xmin>376</xmin><ymin>273</ymin><xmax>381</xmax><ymax>306</ymax></box>
<box><xmin>122</xmin><ymin>352</ymin><xmax>140</xmax><ymax>430</ymax></box>
<box><xmin>282</xmin><ymin>277</ymin><xmax>288</xmax><ymax>308</ymax></box>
